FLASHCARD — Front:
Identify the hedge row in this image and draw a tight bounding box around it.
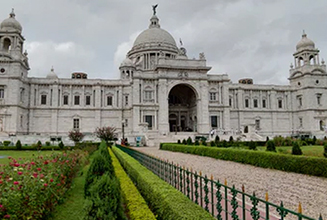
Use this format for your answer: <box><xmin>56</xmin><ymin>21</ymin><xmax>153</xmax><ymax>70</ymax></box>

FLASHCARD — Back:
<box><xmin>160</xmin><ymin>143</ymin><xmax>327</xmax><ymax>178</ymax></box>
<box><xmin>109</xmin><ymin>148</ymin><xmax>156</xmax><ymax>220</ymax></box>
<box><xmin>112</xmin><ymin>146</ymin><xmax>215</xmax><ymax>220</ymax></box>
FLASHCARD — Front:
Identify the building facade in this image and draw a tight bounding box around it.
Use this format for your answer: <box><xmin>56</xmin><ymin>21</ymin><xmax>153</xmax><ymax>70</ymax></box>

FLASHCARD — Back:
<box><xmin>0</xmin><ymin>9</ymin><xmax>327</xmax><ymax>144</ymax></box>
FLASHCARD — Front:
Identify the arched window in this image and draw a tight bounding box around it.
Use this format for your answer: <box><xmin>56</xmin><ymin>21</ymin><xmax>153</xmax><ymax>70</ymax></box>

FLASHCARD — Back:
<box><xmin>320</xmin><ymin>120</ymin><xmax>324</xmax><ymax>131</ymax></box>
<box><xmin>309</xmin><ymin>55</ymin><xmax>315</xmax><ymax>65</ymax></box>
<box><xmin>3</xmin><ymin>38</ymin><xmax>11</xmax><ymax>51</ymax></box>
<box><xmin>299</xmin><ymin>57</ymin><xmax>304</xmax><ymax>66</ymax></box>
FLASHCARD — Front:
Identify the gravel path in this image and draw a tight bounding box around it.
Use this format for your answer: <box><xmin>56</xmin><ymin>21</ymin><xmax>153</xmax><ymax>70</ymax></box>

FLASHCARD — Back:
<box><xmin>135</xmin><ymin>147</ymin><xmax>327</xmax><ymax>219</ymax></box>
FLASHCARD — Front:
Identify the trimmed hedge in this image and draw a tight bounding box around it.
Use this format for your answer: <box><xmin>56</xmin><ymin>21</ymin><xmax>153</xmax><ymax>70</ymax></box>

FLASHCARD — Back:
<box><xmin>160</xmin><ymin>143</ymin><xmax>327</xmax><ymax>178</ymax></box>
<box><xmin>109</xmin><ymin>148</ymin><xmax>156</xmax><ymax>220</ymax></box>
<box><xmin>113</xmin><ymin>146</ymin><xmax>215</xmax><ymax>220</ymax></box>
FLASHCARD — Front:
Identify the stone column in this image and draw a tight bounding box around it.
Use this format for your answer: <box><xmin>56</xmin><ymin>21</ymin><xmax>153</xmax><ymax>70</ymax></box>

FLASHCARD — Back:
<box><xmin>222</xmin><ymin>81</ymin><xmax>230</xmax><ymax>132</ymax></box>
<box><xmin>158</xmin><ymin>78</ymin><xmax>169</xmax><ymax>134</ymax></box>
<box><xmin>197</xmin><ymin>80</ymin><xmax>210</xmax><ymax>134</ymax></box>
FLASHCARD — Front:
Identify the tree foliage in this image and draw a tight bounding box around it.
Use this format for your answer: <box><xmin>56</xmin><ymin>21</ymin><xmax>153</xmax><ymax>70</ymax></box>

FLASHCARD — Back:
<box><xmin>68</xmin><ymin>130</ymin><xmax>85</xmax><ymax>143</ymax></box>
<box><xmin>94</xmin><ymin>126</ymin><xmax>117</xmax><ymax>143</ymax></box>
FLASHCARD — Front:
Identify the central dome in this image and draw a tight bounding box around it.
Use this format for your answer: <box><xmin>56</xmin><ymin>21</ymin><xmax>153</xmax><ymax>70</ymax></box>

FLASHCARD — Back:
<box><xmin>131</xmin><ymin>14</ymin><xmax>178</xmax><ymax>52</ymax></box>
<box><xmin>133</xmin><ymin>27</ymin><xmax>177</xmax><ymax>47</ymax></box>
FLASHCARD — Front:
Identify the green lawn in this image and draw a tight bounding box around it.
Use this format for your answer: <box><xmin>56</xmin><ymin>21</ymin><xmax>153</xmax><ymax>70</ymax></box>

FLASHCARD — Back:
<box><xmin>50</xmin><ymin>157</ymin><xmax>93</xmax><ymax>220</ymax></box>
<box><xmin>0</xmin><ymin>150</ymin><xmax>59</xmax><ymax>164</ymax></box>
<box><xmin>257</xmin><ymin>145</ymin><xmax>324</xmax><ymax>157</ymax></box>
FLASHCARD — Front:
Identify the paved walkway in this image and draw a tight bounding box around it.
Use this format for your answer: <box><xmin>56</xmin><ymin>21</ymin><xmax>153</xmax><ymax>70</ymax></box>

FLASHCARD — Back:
<box><xmin>135</xmin><ymin>147</ymin><xmax>327</xmax><ymax>219</ymax></box>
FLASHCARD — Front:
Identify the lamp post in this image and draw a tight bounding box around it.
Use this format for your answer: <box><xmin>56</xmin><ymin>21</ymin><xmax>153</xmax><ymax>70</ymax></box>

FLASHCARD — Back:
<box><xmin>122</xmin><ymin>120</ymin><xmax>125</xmax><ymax>140</ymax></box>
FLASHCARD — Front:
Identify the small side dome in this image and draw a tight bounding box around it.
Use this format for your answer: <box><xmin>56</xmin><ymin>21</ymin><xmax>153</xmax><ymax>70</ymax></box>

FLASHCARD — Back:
<box><xmin>46</xmin><ymin>67</ymin><xmax>58</xmax><ymax>79</ymax></box>
<box><xmin>120</xmin><ymin>57</ymin><xmax>134</xmax><ymax>67</ymax></box>
<box><xmin>0</xmin><ymin>9</ymin><xmax>22</xmax><ymax>33</ymax></box>
<box><xmin>296</xmin><ymin>32</ymin><xmax>315</xmax><ymax>51</ymax></box>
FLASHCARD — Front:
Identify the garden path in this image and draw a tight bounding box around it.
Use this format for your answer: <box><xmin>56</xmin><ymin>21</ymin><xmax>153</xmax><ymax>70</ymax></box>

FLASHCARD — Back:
<box><xmin>135</xmin><ymin>147</ymin><xmax>327</xmax><ymax>219</ymax></box>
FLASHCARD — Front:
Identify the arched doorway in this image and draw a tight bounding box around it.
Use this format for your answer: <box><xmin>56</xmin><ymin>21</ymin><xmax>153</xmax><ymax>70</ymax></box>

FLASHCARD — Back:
<box><xmin>168</xmin><ymin>84</ymin><xmax>197</xmax><ymax>132</ymax></box>
<box><xmin>244</xmin><ymin>126</ymin><xmax>249</xmax><ymax>133</ymax></box>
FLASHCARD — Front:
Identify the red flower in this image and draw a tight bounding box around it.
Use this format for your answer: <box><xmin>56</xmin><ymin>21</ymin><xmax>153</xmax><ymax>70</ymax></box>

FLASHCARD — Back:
<box><xmin>4</xmin><ymin>214</ymin><xmax>10</xmax><ymax>218</ymax></box>
<box><xmin>0</xmin><ymin>180</ymin><xmax>3</xmax><ymax>184</ymax></box>
<box><xmin>31</xmin><ymin>161</ymin><xmax>35</xmax><ymax>165</ymax></box>
<box><xmin>33</xmin><ymin>173</ymin><xmax>38</xmax><ymax>178</ymax></box>
<box><xmin>14</xmin><ymin>163</ymin><xmax>20</xmax><ymax>167</ymax></box>
<box><xmin>50</xmin><ymin>179</ymin><xmax>54</xmax><ymax>182</ymax></box>
<box><xmin>37</xmin><ymin>168</ymin><xmax>42</xmax><ymax>171</ymax></box>
<box><xmin>18</xmin><ymin>171</ymin><xmax>23</xmax><ymax>175</ymax></box>
<box><xmin>40</xmin><ymin>174</ymin><xmax>44</xmax><ymax>179</ymax></box>
<box><xmin>44</xmin><ymin>183</ymin><xmax>48</xmax><ymax>187</ymax></box>
<box><xmin>14</xmin><ymin>181</ymin><xmax>19</xmax><ymax>185</ymax></box>
<box><xmin>44</xmin><ymin>160</ymin><xmax>49</xmax><ymax>165</ymax></box>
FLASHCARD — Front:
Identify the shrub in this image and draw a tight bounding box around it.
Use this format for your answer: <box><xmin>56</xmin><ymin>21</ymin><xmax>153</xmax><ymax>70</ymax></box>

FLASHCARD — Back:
<box><xmin>84</xmin><ymin>173</ymin><xmax>126</xmax><ymax>220</ymax></box>
<box><xmin>266</xmin><ymin>140</ymin><xmax>276</xmax><ymax>152</ymax></box>
<box><xmin>313</xmin><ymin>136</ymin><xmax>317</xmax><ymax>145</ymax></box>
<box><xmin>15</xmin><ymin>140</ymin><xmax>22</xmax><ymax>150</ymax></box>
<box><xmin>113</xmin><ymin>146</ymin><xmax>216</xmax><ymax>220</ymax></box>
<box><xmin>248</xmin><ymin>141</ymin><xmax>257</xmax><ymax>150</ymax></box>
<box><xmin>222</xmin><ymin>140</ymin><xmax>228</xmax><ymax>148</ymax></box>
<box><xmin>201</xmin><ymin>140</ymin><xmax>207</xmax><ymax>146</ymax></box>
<box><xmin>186</xmin><ymin>137</ymin><xmax>192</xmax><ymax>145</ymax></box>
<box><xmin>177</xmin><ymin>139</ymin><xmax>181</xmax><ymax>144</ymax></box>
<box><xmin>59</xmin><ymin>141</ymin><xmax>64</xmax><ymax>149</ymax></box>
<box><xmin>292</xmin><ymin>141</ymin><xmax>303</xmax><ymax>155</ymax></box>
<box><xmin>182</xmin><ymin>139</ymin><xmax>187</xmax><ymax>145</ymax></box>
<box><xmin>210</xmin><ymin>141</ymin><xmax>215</xmax><ymax>147</ymax></box>
<box><xmin>84</xmin><ymin>151</ymin><xmax>113</xmax><ymax>197</ymax></box>
<box><xmin>45</xmin><ymin>141</ymin><xmax>51</xmax><ymax>146</ymax></box>
<box><xmin>324</xmin><ymin>143</ymin><xmax>327</xmax><ymax>158</ymax></box>
<box><xmin>283</xmin><ymin>137</ymin><xmax>293</xmax><ymax>146</ymax></box>
<box><xmin>215</xmin><ymin>135</ymin><xmax>220</xmax><ymax>143</ymax></box>
<box><xmin>194</xmin><ymin>140</ymin><xmax>199</xmax><ymax>146</ymax></box>
<box><xmin>229</xmin><ymin>136</ymin><xmax>234</xmax><ymax>142</ymax></box>
<box><xmin>273</xmin><ymin>136</ymin><xmax>283</xmax><ymax>147</ymax></box>
<box><xmin>266</xmin><ymin>136</ymin><xmax>269</xmax><ymax>142</ymax></box>
<box><xmin>36</xmin><ymin>140</ymin><xmax>42</xmax><ymax>151</ymax></box>
<box><xmin>3</xmin><ymin>141</ymin><xmax>10</xmax><ymax>147</ymax></box>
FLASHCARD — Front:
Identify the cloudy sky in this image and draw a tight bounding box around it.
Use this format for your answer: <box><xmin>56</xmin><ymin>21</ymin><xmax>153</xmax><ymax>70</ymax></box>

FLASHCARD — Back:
<box><xmin>1</xmin><ymin>0</ymin><xmax>327</xmax><ymax>84</ymax></box>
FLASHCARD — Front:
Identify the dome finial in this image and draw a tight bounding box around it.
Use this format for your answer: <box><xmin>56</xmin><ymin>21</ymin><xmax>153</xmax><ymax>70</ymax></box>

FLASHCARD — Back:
<box><xmin>302</xmin><ymin>30</ymin><xmax>307</xmax><ymax>38</ymax></box>
<box><xmin>10</xmin><ymin>8</ymin><xmax>15</xmax><ymax>18</ymax></box>
<box><xmin>51</xmin><ymin>66</ymin><xmax>54</xmax><ymax>72</ymax></box>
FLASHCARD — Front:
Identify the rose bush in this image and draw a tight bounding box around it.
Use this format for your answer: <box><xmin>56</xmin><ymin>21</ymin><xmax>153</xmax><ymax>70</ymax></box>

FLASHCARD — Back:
<box><xmin>0</xmin><ymin>150</ymin><xmax>87</xmax><ymax>219</ymax></box>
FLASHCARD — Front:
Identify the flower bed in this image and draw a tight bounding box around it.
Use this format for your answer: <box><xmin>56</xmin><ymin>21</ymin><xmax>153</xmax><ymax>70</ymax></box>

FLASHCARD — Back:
<box><xmin>0</xmin><ymin>150</ymin><xmax>87</xmax><ymax>219</ymax></box>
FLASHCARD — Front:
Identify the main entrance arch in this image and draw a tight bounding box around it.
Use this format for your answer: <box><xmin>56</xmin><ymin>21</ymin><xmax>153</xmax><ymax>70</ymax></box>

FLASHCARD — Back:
<box><xmin>168</xmin><ymin>84</ymin><xmax>197</xmax><ymax>132</ymax></box>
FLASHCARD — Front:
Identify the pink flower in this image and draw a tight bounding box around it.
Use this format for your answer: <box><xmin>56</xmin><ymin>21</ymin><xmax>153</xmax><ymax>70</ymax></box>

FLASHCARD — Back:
<box><xmin>40</xmin><ymin>174</ymin><xmax>44</xmax><ymax>179</ymax></box>
<box><xmin>37</xmin><ymin>168</ymin><xmax>41</xmax><ymax>171</ymax></box>
<box><xmin>14</xmin><ymin>181</ymin><xmax>19</xmax><ymax>185</ymax></box>
<box><xmin>33</xmin><ymin>173</ymin><xmax>38</xmax><ymax>178</ymax></box>
<box><xmin>4</xmin><ymin>214</ymin><xmax>10</xmax><ymax>219</ymax></box>
<box><xmin>0</xmin><ymin>204</ymin><xmax>3</xmax><ymax>208</ymax></box>
<box><xmin>30</xmin><ymin>161</ymin><xmax>35</xmax><ymax>165</ymax></box>
<box><xmin>17</xmin><ymin>171</ymin><xmax>23</xmax><ymax>175</ymax></box>
<box><xmin>14</xmin><ymin>163</ymin><xmax>20</xmax><ymax>167</ymax></box>
<box><xmin>44</xmin><ymin>183</ymin><xmax>48</xmax><ymax>187</ymax></box>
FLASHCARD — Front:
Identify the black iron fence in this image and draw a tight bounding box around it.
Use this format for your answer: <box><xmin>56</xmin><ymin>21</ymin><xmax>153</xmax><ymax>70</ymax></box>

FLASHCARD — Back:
<box><xmin>115</xmin><ymin>145</ymin><xmax>322</xmax><ymax>220</ymax></box>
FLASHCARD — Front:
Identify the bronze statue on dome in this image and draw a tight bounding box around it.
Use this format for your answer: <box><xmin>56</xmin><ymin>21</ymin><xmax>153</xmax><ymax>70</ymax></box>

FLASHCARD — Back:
<box><xmin>152</xmin><ymin>4</ymin><xmax>158</xmax><ymax>15</ymax></box>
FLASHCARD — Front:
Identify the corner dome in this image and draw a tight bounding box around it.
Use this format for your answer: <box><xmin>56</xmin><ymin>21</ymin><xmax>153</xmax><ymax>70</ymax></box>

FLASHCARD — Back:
<box><xmin>0</xmin><ymin>9</ymin><xmax>22</xmax><ymax>33</ymax></box>
<box><xmin>120</xmin><ymin>57</ymin><xmax>134</xmax><ymax>67</ymax></box>
<box><xmin>296</xmin><ymin>32</ymin><xmax>315</xmax><ymax>51</ymax></box>
<box><xmin>46</xmin><ymin>67</ymin><xmax>58</xmax><ymax>79</ymax></box>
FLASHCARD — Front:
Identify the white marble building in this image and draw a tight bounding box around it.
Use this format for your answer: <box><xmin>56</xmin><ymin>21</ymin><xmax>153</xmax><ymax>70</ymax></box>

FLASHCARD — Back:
<box><xmin>0</xmin><ymin>9</ymin><xmax>327</xmax><ymax>144</ymax></box>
